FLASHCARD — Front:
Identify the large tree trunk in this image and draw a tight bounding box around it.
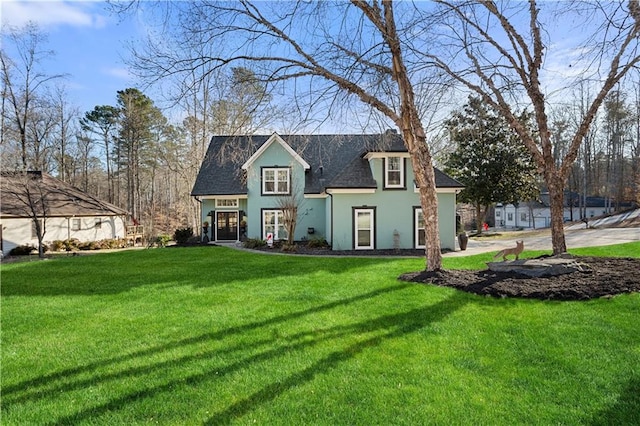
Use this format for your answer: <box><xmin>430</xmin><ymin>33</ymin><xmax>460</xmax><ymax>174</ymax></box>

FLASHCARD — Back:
<box><xmin>407</xmin><ymin>140</ymin><xmax>442</xmax><ymax>271</ymax></box>
<box><xmin>546</xmin><ymin>172</ymin><xmax>567</xmax><ymax>254</ymax></box>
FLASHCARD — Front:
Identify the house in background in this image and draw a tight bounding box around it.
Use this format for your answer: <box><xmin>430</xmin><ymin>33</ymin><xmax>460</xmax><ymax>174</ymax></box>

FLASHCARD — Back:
<box><xmin>495</xmin><ymin>191</ymin><xmax>635</xmax><ymax>229</ymax></box>
<box><xmin>1</xmin><ymin>171</ymin><xmax>129</xmax><ymax>256</ymax></box>
<box><xmin>191</xmin><ymin>131</ymin><xmax>464</xmax><ymax>251</ymax></box>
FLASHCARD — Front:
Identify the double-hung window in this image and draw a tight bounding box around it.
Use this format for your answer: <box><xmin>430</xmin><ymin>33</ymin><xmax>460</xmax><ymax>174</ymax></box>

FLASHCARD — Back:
<box><xmin>262</xmin><ymin>168</ymin><xmax>290</xmax><ymax>195</ymax></box>
<box><xmin>385</xmin><ymin>156</ymin><xmax>404</xmax><ymax>188</ymax></box>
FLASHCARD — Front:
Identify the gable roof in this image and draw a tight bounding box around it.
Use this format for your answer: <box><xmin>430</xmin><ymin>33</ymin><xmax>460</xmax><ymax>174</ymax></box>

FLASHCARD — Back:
<box><xmin>1</xmin><ymin>171</ymin><xmax>129</xmax><ymax>218</ymax></box>
<box><xmin>191</xmin><ymin>132</ymin><xmax>463</xmax><ymax>196</ymax></box>
<box><xmin>241</xmin><ymin>133</ymin><xmax>310</xmax><ymax>171</ymax></box>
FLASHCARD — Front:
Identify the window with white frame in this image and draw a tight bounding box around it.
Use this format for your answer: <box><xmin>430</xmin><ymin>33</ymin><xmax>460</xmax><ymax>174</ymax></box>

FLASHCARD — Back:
<box><xmin>385</xmin><ymin>156</ymin><xmax>404</xmax><ymax>188</ymax></box>
<box><xmin>520</xmin><ymin>212</ymin><xmax>527</xmax><ymax>222</ymax></box>
<box><xmin>216</xmin><ymin>198</ymin><xmax>238</xmax><ymax>207</ymax></box>
<box><xmin>354</xmin><ymin>208</ymin><xmax>375</xmax><ymax>249</ymax></box>
<box><xmin>262</xmin><ymin>168</ymin><xmax>290</xmax><ymax>195</ymax></box>
<box><xmin>507</xmin><ymin>213</ymin><xmax>513</xmax><ymax>221</ymax></box>
<box><xmin>415</xmin><ymin>208</ymin><xmax>425</xmax><ymax>249</ymax></box>
<box><xmin>72</xmin><ymin>218</ymin><xmax>81</xmax><ymax>231</ymax></box>
<box><xmin>262</xmin><ymin>209</ymin><xmax>287</xmax><ymax>240</ymax></box>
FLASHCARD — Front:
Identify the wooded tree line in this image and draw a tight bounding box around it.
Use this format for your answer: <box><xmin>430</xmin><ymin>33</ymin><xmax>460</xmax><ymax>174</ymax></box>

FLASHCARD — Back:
<box><xmin>1</xmin><ymin>23</ymin><xmax>275</xmax><ymax>237</ymax></box>
<box><xmin>2</xmin><ymin>1</ymin><xmax>639</xmax><ymax>271</ymax></box>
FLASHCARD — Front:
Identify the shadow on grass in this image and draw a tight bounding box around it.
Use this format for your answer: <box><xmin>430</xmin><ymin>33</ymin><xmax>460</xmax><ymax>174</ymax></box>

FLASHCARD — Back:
<box><xmin>4</xmin><ymin>286</ymin><xmax>469</xmax><ymax>425</ymax></box>
<box><xmin>589</xmin><ymin>376</ymin><xmax>640</xmax><ymax>425</ymax></box>
<box><xmin>1</xmin><ymin>246</ymin><xmax>414</xmax><ymax>297</ymax></box>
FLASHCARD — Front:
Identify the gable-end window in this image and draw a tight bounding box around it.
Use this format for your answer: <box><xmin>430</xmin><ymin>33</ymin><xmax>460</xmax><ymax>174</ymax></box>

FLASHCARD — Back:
<box><xmin>72</xmin><ymin>218</ymin><xmax>81</xmax><ymax>231</ymax></box>
<box><xmin>262</xmin><ymin>168</ymin><xmax>290</xmax><ymax>195</ymax></box>
<box><xmin>262</xmin><ymin>209</ymin><xmax>286</xmax><ymax>240</ymax></box>
<box><xmin>385</xmin><ymin>157</ymin><xmax>404</xmax><ymax>189</ymax></box>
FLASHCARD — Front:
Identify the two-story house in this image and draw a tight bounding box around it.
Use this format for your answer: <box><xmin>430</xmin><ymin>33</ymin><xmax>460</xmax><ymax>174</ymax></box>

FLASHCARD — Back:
<box><xmin>191</xmin><ymin>132</ymin><xmax>464</xmax><ymax>251</ymax></box>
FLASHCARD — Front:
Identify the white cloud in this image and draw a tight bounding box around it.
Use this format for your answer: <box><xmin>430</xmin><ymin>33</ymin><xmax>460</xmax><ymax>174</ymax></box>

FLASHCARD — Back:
<box><xmin>1</xmin><ymin>0</ymin><xmax>107</xmax><ymax>30</ymax></box>
<box><xmin>103</xmin><ymin>66</ymin><xmax>132</xmax><ymax>81</ymax></box>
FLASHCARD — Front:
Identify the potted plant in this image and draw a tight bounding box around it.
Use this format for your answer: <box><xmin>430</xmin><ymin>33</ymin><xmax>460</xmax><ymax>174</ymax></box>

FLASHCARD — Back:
<box><xmin>457</xmin><ymin>231</ymin><xmax>468</xmax><ymax>251</ymax></box>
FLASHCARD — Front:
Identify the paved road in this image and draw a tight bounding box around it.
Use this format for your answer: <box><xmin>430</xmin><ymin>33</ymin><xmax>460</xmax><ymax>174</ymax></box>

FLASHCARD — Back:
<box><xmin>445</xmin><ymin>226</ymin><xmax>640</xmax><ymax>257</ymax></box>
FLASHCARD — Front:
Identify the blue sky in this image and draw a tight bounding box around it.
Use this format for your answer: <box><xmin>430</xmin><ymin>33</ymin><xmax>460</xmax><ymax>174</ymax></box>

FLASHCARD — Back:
<box><xmin>1</xmin><ymin>0</ymin><xmax>141</xmax><ymax>114</ymax></box>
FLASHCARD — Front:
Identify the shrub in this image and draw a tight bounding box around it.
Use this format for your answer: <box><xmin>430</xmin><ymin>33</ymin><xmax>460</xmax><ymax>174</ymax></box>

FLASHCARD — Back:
<box><xmin>173</xmin><ymin>227</ymin><xmax>193</xmax><ymax>244</ymax></box>
<box><xmin>243</xmin><ymin>238</ymin><xmax>266</xmax><ymax>249</ymax></box>
<box><xmin>307</xmin><ymin>237</ymin><xmax>329</xmax><ymax>249</ymax></box>
<box><xmin>155</xmin><ymin>234</ymin><xmax>171</xmax><ymax>247</ymax></box>
<box><xmin>281</xmin><ymin>242</ymin><xmax>297</xmax><ymax>252</ymax></box>
<box><xmin>9</xmin><ymin>244</ymin><xmax>37</xmax><ymax>256</ymax></box>
<box><xmin>49</xmin><ymin>240</ymin><xmax>66</xmax><ymax>252</ymax></box>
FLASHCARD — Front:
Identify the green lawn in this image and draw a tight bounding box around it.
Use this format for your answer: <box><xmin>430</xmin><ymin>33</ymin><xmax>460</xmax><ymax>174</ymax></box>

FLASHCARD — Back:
<box><xmin>2</xmin><ymin>243</ymin><xmax>639</xmax><ymax>425</ymax></box>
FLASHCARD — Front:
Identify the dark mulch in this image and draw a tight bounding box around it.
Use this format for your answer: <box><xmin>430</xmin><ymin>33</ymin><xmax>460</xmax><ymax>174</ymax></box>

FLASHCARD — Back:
<box><xmin>399</xmin><ymin>256</ymin><xmax>640</xmax><ymax>301</ymax></box>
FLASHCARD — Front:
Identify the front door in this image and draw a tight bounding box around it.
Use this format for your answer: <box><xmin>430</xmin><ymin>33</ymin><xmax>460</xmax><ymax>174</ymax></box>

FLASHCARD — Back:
<box><xmin>216</xmin><ymin>211</ymin><xmax>238</xmax><ymax>241</ymax></box>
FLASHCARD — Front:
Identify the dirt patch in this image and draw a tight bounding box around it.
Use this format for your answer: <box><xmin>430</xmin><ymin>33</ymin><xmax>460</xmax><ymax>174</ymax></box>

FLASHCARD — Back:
<box><xmin>400</xmin><ymin>256</ymin><xmax>640</xmax><ymax>301</ymax></box>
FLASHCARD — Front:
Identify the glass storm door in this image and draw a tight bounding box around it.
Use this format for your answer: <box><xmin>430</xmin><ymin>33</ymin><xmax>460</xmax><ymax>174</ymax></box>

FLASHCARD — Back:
<box><xmin>216</xmin><ymin>211</ymin><xmax>238</xmax><ymax>240</ymax></box>
<box><xmin>354</xmin><ymin>208</ymin><xmax>374</xmax><ymax>250</ymax></box>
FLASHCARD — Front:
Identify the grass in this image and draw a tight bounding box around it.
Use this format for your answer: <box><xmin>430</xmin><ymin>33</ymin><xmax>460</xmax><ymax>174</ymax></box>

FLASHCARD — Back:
<box><xmin>1</xmin><ymin>243</ymin><xmax>639</xmax><ymax>425</ymax></box>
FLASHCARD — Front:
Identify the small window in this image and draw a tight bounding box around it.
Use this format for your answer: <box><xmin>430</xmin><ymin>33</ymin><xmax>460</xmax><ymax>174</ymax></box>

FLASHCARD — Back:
<box><xmin>262</xmin><ymin>168</ymin><xmax>290</xmax><ymax>195</ymax></box>
<box><xmin>216</xmin><ymin>199</ymin><xmax>238</xmax><ymax>207</ymax></box>
<box><xmin>415</xmin><ymin>208</ymin><xmax>425</xmax><ymax>249</ymax></box>
<box><xmin>520</xmin><ymin>212</ymin><xmax>527</xmax><ymax>221</ymax></box>
<box><xmin>385</xmin><ymin>157</ymin><xmax>404</xmax><ymax>188</ymax></box>
<box><xmin>496</xmin><ymin>211</ymin><xmax>501</xmax><ymax>217</ymax></box>
<box><xmin>507</xmin><ymin>213</ymin><xmax>513</xmax><ymax>221</ymax></box>
<box><xmin>95</xmin><ymin>218</ymin><xmax>102</xmax><ymax>229</ymax></box>
<box><xmin>72</xmin><ymin>218</ymin><xmax>81</xmax><ymax>231</ymax></box>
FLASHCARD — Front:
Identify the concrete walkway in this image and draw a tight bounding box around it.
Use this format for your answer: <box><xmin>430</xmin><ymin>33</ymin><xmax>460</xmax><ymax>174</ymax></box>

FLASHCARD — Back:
<box><xmin>444</xmin><ymin>226</ymin><xmax>640</xmax><ymax>257</ymax></box>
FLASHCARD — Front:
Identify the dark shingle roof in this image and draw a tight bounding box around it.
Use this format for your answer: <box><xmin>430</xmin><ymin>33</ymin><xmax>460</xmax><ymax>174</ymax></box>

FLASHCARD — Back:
<box><xmin>191</xmin><ymin>132</ymin><xmax>463</xmax><ymax>196</ymax></box>
<box><xmin>1</xmin><ymin>171</ymin><xmax>129</xmax><ymax>218</ymax></box>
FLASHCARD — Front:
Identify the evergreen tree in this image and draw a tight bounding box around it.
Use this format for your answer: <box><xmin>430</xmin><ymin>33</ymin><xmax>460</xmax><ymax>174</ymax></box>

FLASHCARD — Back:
<box><xmin>444</xmin><ymin>97</ymin><xmax>539</xmax><ymax>232</ymax></box>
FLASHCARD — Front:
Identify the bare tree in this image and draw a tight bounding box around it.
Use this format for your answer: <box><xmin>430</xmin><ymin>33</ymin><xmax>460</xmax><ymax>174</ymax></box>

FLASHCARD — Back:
<box><xmin>0</xmin><ymin>171</ymin><xmax>51</xmax><ymax>258</ymax></box>
<box><xmin>113</xmin><ymin>1</ymin><xmax>450</xmax><ymax>271</ymax></box>
<box><xmin>425</xmin><ymin>0</ymin><xmax>639</xmax><ymax>254</ymax></box>
<box><xmin>0</xmin><ymin>23</ymin><xmax>65</xmax><ymax>170</ymax></box>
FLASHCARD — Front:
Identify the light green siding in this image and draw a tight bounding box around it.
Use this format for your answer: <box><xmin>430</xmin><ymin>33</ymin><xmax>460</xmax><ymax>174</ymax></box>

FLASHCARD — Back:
<box><xmin>244</xmin><ymin>139</ymin><xmax>326</xmax><ymax>242</ymax></box>
<box><xmin>329</xmin><ymin>157</ymin><xmax>458</xmax><ymax>250</ymax></box>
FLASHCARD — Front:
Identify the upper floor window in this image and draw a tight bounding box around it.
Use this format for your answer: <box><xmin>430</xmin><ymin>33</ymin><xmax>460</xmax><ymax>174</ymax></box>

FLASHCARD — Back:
<box><xmin>384</xmin><ymin>156</ymin><xmax>404</xmax><ymax>189</ymax></box>
<box><xmin>262</xmin><ymin>167</ymin><xmax>290</xmax><ymax>195</ymax></box>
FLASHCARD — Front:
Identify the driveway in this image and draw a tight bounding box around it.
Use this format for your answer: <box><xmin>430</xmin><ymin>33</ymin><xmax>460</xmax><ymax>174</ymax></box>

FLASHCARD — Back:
<box><xmin>445</xmin><ymin>226</ymin><xmax>640</xmax><ymax>257</ymax></box>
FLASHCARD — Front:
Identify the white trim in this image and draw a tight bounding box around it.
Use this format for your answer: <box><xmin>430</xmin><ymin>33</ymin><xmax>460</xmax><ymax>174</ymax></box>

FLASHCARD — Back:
<box><xmin>199</xmin><ymin>194</ymin><xmax>248</xmax><ymax>200</ymax></box>
<box><xmin>304</xmin><ymin>193</ymin><xmax>328</xmax><ymax>199</ymax></box>
<box><xmin>241</xmin><ymin>133</ymin><xmax>310</xmax><ymax>170</ymax></box>
<box><xmin>384</xmin><ymin>156</ymin><xmax>404</xmax><ymax>188</ymax></box>
<box><xmin>262</xmin><ymin>167</ymin><xmax>290</xmax><ymax>194</ymax></box>
<box><xmin>262</xmin><ymin>209</ymin><xmax>285</xmax><ymax>240</ymax></box>
<box><xmin>354</xmin><ymin>208</ymin><xmax>374</xmax><ymax>250</ymax></box>
<box><xmin>414</xmin><ymin>187</ymin><xmax>463</xmax><ymax>194</ymax></box>
<box><xmin>364</xmin><ymin>152</ymin><xmax>410</xmax><ymax>160</ymax></box>
<box><xmin>326</xmin><ymin>188</ymin><xmax>376</xmax><ymax>194</ymax></box>
<box><xmin>415</xmin><ymin>208</ymin><xmax>426</xmax><ymax>249</ymax></box>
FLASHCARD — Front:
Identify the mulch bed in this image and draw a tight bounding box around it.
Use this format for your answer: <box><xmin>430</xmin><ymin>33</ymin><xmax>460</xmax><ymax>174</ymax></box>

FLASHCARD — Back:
<box><xmin>399</xmin><ymin>256</ymin><xmax>640</xmax><ymax>301</ymax></box>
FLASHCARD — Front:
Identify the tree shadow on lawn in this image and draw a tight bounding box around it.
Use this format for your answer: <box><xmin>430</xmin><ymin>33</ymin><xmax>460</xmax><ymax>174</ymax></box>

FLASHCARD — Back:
<box><xmin>0</xmin><ymin>246</ymin><xmax>409</xmax><ymax>297</ymax></box>
<box><xmin>3</xmin><ymin>286</ymin><xmax>470</xmax><ymax>425</ymax></box>
<box><xmin>589</xmin><ymin>376</ymin><xmax>640</xmax><ymax>425</ymax></box>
